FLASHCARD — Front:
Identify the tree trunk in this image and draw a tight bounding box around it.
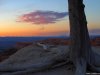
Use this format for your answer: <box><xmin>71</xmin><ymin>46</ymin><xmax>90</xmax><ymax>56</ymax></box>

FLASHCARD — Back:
<box><xmin>68</xmin><ymin>0</ymin><xmax>92</xmax><ymax>75</ymax></box>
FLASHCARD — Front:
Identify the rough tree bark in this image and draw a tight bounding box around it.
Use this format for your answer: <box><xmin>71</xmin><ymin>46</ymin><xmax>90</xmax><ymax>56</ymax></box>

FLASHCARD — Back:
<box><xmin>68</xmin><ymin>0</ymin><xmax>92</xmax><ymax>75</ymax></box>
<box><xmin>68</xmin><ymin>0</ymin><xmax>100</xmax><ymax>74</ymax></box>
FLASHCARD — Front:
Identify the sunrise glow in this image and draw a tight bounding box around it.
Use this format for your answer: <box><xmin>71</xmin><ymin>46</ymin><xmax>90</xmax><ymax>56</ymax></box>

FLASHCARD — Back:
<box><xmin>0</xmin><ymin>0</ymin><xmax>100</xmax><ymax>36</ymax></box>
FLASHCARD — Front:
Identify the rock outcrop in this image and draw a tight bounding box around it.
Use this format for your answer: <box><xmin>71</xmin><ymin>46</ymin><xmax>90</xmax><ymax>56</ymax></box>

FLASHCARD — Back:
<box><xmin>0</xmin><ymin>44</ymin><xmax>70</xmax><ymax>75</ymax></box>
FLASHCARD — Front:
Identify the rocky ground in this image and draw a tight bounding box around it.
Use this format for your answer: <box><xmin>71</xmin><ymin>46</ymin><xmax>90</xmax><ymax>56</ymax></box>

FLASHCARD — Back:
<box><xmin>0</xmin><ymin>38</ymin><xmax>99</xmax><ymax>75</ymax></box>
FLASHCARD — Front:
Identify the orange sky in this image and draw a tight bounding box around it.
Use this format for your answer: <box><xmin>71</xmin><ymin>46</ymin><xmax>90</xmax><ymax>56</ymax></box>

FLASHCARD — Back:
<box><xmin>0</xmin><ymin>19</ymin><xmax>69</xmax><ymax>36</ymax></box>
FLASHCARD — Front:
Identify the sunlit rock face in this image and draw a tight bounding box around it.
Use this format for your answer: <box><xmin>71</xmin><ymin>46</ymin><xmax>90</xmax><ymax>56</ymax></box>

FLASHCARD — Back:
<box><xmin>36</xmin><ymin>38</ymin><xmax>70</xmax><ymax>45</ymax></box>
<box><xmin>14</xmin><ymin>42</ymin><xmax>33</xmax><ymax>49</ymax></box>
<box><xmin>91</xmin><ymin>37</ymin><xmax>100</xmax><ymax>46</ymax></box>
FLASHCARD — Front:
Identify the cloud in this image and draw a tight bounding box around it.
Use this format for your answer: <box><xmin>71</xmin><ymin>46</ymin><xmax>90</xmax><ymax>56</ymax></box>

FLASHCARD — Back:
<box><xmin>18</xmin><ymin>10</ymin><xmax>68</xmax><ymax>24</ymax></box>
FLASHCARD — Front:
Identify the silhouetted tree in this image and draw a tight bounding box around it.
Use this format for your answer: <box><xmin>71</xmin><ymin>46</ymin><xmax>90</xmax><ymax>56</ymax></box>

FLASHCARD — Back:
<box><xmin>68</xmin><ymin>0</ymin><xmax>100</xmax><ymax>75</ymax></box>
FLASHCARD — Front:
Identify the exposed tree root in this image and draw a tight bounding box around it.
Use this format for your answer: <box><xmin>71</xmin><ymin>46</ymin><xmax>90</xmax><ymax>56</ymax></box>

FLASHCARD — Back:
<box><xmin>75</xmin><ymin>58</ymin><xmax>86</xmax><ymax>75</ymax></box>
<box><xmin>0</xmin><ymin>46</ymin><xmax>70</xmax><ymax>75</ymax></box>
<box><xmin>87</xmin><ymin>50</ymin><xmax>100</xmax><ymax>73</ymax></box>
<box><xmin>0</xmin><ymin>45</ymin><xmax>100</xmax><ymax>75</ymax></box>
<box><xmin>74</xmin><ymin>50</ymin><xmax>100</xmax><ymax>75</ymax></box>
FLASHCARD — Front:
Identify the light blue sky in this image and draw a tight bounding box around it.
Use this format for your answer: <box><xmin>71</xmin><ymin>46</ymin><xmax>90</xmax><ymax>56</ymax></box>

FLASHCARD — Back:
<box><xmin>84</xmin><ymin>0</ymin><xmax>100</xmax><ymax>23</ymax></box>
<box><xmin>0</xmin><ymin>0</ymin><xmax>67</xmax><ymax>13</ymax></box>
<box><xmin>1</xmin><ymin>0</ymin><xmax>100</xmax><ymax>23</ymax></box>
<box><xmin>0</xmin><ymin>0</ymin><xmax>68</xmax><ymax>22</ymax></box>
<box><xmin>84</xmin><ymin>0</ymin><xmax>100</xmax><ymax>35</ymax></box>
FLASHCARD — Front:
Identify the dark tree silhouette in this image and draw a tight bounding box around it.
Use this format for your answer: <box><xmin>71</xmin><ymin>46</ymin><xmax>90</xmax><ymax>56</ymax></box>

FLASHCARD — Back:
<box><xmin>68</xmin><ymin>0</ymin><xmax>100</xmax><ymax>75</ymax></box>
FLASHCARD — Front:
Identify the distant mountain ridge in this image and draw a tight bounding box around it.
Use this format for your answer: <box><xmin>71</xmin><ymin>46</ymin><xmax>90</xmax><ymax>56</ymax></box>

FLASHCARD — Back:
<box><xmin>0</xmin><ymin>36</ymin><xmax>67</xmax><ymax>52</ymax></box>
<box><xmin>0</xmin><ymin>35</ymin><xmax>100</xmax><ymax>52</ymax></box>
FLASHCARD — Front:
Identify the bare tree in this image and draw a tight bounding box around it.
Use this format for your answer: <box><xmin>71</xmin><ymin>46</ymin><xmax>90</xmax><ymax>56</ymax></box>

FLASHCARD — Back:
<box><xmin>68</xmin><ymin>0</ymin><xmax>100</xmax><ymax>75</ymax></box>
